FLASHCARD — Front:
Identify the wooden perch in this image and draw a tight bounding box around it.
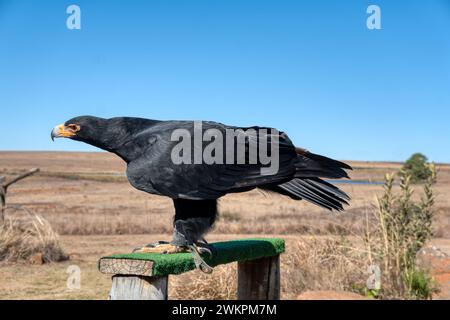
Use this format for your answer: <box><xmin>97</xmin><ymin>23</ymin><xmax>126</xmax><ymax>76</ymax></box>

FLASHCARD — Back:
<box><xmin>0</xmin><ymin>168</ymin><xmax>40</xmax><ymax>222</ymax></box>
<box><xmin>99</xmin><ymin>238</ymin><xmax>284</xmax><ymax>300</ymax></box>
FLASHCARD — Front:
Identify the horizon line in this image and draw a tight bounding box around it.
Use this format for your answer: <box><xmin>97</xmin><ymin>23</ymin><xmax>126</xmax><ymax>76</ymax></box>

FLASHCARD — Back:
<box><xmin>1</xmin><ymin>150</ymin><xmax>449</xmax><ymax>166</ymax></box>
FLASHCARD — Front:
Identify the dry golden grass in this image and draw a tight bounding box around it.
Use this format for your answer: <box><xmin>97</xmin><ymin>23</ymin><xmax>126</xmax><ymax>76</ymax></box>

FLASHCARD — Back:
<box><xmin>280</xmin><ymin>237</ymin><xmax>367</xmax><ymax>298</ymax></box>
<box><xmin>170</xmin><ymin>264</ymin><xmax>238</xmax><ymax>300</ymax></box>
<box><xmin>0</xmin><ymin>210</ymin><xmax>68</xmax><ymax>263</ymax></box>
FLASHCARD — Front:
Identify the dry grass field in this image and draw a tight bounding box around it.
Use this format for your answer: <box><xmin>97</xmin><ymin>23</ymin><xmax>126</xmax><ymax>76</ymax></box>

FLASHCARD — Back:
<box><xmin>0</xmin><ymin>151</ymin><xmax>449</xmax><ymax>299</ymax></box>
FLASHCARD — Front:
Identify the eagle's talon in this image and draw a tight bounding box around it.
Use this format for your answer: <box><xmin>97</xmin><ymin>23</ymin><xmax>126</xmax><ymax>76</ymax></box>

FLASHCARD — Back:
<box><xmin>196</xmin><ymin>245</ymin><xmax>213</xmax><ymax>258</ymax></box>
<box><xmin>195</xmin><ymin>242</ymin><xmax>214</xmax><ymax>258</ymax></box>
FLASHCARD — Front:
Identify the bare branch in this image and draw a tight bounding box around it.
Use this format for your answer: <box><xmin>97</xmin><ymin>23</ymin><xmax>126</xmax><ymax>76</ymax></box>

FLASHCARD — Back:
<box><xmin>3</xmin><ymin>168</ymin><xmax>40</xmax><ymax>189</ymax></box>
<box><xmin>1</xmin><ymin>168</ymin><xmax>40</xmax><ymax>222</ymax></box>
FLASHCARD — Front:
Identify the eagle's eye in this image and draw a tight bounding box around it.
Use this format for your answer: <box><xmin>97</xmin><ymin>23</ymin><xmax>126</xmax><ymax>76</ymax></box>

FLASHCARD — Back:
<box><xmin>67</xmin><ymin>124</ymin><xmax>80</xmax><ymax>132</ymax></box>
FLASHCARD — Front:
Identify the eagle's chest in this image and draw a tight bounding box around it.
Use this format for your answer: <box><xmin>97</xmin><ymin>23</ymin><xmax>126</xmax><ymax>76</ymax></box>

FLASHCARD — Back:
<box><xmin>126</xmin><ymin>160</ymin><xmax>182</xmax><ymax>196</ymax></box>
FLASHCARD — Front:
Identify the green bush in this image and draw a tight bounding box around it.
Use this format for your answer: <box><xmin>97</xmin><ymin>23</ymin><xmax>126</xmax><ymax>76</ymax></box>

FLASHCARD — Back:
<box><xmin>402</xmin><ymin>153</ymin><xmax>432</xmax><ymax>183</ymax></box>
<box><xmin>405</xmin><ymin>268</ymin><xmax>435</xmax><ymax>300</ymax></box>
<box><xmin>364</xmin><ymin>164</ymin><xmax>437</xmax><ymax>299</ymax></box>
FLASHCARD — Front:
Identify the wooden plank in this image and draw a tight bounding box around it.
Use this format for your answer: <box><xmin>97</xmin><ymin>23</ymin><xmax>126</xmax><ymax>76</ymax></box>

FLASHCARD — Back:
<box><xmin>109</xmin><ymin>275</ymin><xmax>168</xmax><ymax>300</ymax></box>
<box><xmin>237</xmin><ymin>255</ymin><xmax>280</xmax><ymax>300</ymax></box>
<box><xmin>99</xmin><ymin>258</ymin><xmax>154</xmax><ymax>276</ymax></box>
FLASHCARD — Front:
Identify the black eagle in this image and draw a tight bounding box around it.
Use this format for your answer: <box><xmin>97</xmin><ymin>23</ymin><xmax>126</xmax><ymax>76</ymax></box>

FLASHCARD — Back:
<box><xmin>51</xmin><ymin>116</ymin><xmax>351</xmax><ymax>271</ymax></box>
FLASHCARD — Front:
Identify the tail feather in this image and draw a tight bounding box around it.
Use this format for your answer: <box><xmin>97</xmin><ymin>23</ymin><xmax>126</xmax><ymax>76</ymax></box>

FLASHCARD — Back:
<box><xmin>293</xmin><ymin>179</ymin><xmax>349</xmax><ymax>206</ymax></box>
<box><xmin>277</xmin><ymin>182</ymin><xmax>335</xmax><ymax>210</ymax></box>
<box><xmin>306</xmin><ymin>177</ymin><xmax>350</xmax><ymax>201</ymax></box>
<box><xmin>294</xmin><ymin>151</ymin><xmax>352</xmax><ymax>179</ymax></box>
<box><xmin>260</xmin><ymin>149</ymin><xmax>352</xmax><ymax>211</ymax></box>
<box><xmin>276</xmin><ymin>178</ymin><xmax>350</xmax><ymax>211</ymax></box>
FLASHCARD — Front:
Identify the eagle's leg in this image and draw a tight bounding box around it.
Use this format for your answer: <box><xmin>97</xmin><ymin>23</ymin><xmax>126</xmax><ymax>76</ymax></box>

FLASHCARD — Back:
<box><xmin>133</xmin><ymin>199</ymin><xmax>217</xmax><ymax>265</ymax></box>
<box><xmin>172</xmin><ymin>218</ymin><xmax>213</xmax><ymax>247</ymax></box>
<box><xmin>172</xmin><ymin>199</ymin><xmax>218</xmax><ymax>272</ymax></box>
<box><xmin>132</xmin><ymin>218</ymin><xmax>215</xmax><ymax>273</ymax></box>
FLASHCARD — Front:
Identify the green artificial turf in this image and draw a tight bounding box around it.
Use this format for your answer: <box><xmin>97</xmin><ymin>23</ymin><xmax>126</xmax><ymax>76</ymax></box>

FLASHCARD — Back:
<box><xmin>99</xmin><ymin>238</ymin><xmax>285</xmax><ymax>276</ymax></box>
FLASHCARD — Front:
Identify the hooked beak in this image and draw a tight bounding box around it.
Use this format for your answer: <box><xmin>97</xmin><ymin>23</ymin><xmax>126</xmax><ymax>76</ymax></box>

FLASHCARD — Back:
<box><xmin>51</xmin><ymin>124</ymin><xmax>78</xmax><ymax>141</ymax></box>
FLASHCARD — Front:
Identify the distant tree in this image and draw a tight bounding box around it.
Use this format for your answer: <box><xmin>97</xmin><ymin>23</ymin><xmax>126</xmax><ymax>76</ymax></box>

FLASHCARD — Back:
<box><xmin>402</xmin><ymin>153</ymin><xmax>432</xmax><ymax>183</ymax></box>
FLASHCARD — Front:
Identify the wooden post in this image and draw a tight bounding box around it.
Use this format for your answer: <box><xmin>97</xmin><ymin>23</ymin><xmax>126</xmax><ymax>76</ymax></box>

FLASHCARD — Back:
<box><xmin>99</xmin><ymin>257</ymin><xmax>168</xmax><ymax>300</ymax></box>
<box><xmin>109</xmin><ymin>275</ymin><xmax>168</xmax><ymax>300</ymax></box>
<box><xmin>237</xmin><ymin>255</ymin><xmax>280</xmax><ymax>300</ymax></box>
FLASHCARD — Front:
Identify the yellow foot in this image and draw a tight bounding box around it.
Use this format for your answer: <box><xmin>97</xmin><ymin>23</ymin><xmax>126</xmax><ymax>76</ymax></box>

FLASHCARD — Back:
<box><xmin>134</xmin><ymin>243</ymin><xmax>188</xmax><ymax>254</ymax></box>
<box><xmin>133</xmin><ymin>241</ymin><xmax>214</xmax><ymax>273</ymax></box>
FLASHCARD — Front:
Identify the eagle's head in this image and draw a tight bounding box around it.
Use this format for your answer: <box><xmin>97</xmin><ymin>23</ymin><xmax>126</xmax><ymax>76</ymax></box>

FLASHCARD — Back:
<box><xmin>51</xmin><ymin>115</ymin><xmax>159</xmax><ymax>162</ymax></box>
<box><xmin>51</xmin><ymin>115</ymin><xmax>107</xmax><ymax>143</ymax></box>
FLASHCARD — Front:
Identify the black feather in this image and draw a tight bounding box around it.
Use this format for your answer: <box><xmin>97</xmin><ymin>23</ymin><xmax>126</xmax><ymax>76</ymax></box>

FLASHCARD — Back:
<box><xmin>272</xmin><ymin>177</ymin><xmax>349</xmax><ymax>211</ymax></box>
<box><xmin>294</xmin><ymin>152</ymin><xmax>352</xmax><ymax>179</ymax></box>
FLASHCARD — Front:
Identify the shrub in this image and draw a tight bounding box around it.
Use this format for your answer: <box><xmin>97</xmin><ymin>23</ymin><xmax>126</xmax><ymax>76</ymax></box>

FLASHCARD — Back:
<box><xmin>402</xmin><ymin>153</ymin><xmax>432</xmax><ymax>183</ymax></box>
<box><xmin>364</xmin><ymin>164</ymin><xmax>437</xmax><ymax>299</ymax></box>
<box><xmin>0</xmin><ymin>210</ymin><xmax>68</xmax><ymax>263</ymax></box>
<box><xmin>405</xmin><ymin>267</ymin><xmax>435</xmax><ymax>300</ymax></box>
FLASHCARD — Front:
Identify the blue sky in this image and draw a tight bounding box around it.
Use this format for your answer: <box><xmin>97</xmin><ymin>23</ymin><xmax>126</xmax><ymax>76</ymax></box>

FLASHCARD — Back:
<box><xmin>0</xmin><ymin>0</ymin><xmax>449</xmax><ymax>162</ymax></box>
